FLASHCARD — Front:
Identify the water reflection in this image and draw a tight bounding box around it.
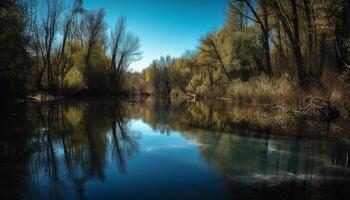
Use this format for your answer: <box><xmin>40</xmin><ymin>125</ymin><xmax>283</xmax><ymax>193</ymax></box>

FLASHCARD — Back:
<box><xmin>1</xmin><ymin>98</ymin><xmax>350</xmax><ymax>199</ymax></box>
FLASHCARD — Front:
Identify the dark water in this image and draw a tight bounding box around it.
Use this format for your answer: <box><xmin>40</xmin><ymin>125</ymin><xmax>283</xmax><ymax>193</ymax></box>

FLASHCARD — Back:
<box><xmin>1</xmin><ymin>98</ymin><xmax>350</xmax><ymax>200</ymax></box>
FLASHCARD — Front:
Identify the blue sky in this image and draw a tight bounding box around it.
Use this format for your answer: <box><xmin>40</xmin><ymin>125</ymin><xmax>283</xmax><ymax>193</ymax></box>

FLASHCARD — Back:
<box><xmin>83</xmin><ymin>0</ymin><xmax>228</xmax><ymax>71</ymax></box>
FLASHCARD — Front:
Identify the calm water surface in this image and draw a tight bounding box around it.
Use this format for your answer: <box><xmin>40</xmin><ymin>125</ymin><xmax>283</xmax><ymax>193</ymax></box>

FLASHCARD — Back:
<box><xmin>1</xmin><ymin>98</ymin><xmax>350</xmax><ymax>200</ymax></box>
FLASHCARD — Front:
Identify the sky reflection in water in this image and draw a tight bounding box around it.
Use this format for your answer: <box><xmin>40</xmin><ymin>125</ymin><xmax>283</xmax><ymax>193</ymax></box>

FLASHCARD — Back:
<box><xmin>1</xmin><ymin>99</ymin><xmax>350</xmax><ymax>200</ymax></box>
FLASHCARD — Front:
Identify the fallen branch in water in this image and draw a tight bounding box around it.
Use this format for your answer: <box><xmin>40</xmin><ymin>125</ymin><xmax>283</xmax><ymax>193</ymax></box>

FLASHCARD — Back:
<box><xmin>277</xmin><ymin>96</ymin><xmax>339</xmax><ymax>121</ymax></box>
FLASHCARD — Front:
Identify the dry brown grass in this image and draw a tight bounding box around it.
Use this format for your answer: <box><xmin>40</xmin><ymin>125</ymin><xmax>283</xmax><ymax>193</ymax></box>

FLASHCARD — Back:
<box><xmin>225</xmin><ymin>72</ymin><xmax>350</xmax><ymax>118</ymax></box>
<box><xmin>325</xmin><ymin>72</ymin><xmax>350</xmax><ymax>118</ymax></box>
<box><xmin>226</xmin><ymin>75</ymin><xmax>303</xmax><ymax>105</ymax></box>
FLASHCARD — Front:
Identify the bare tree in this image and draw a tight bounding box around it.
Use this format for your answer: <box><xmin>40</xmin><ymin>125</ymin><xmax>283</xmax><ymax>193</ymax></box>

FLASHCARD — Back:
<box><xmin>82</xmin><ymin>8</ymin><xmax>107</xmax><ymax>71</ymax></box>
<box><xmin>110</xmin><ymin>17</ymin><xmax>141</xmax><ymax>94</ymax></box>
<box><xmin>56</xmin><ymin>0</ymin><xmax>84</xmax><ymax>89</ymax></box>
<box><xmin>37</xmin><ymin>0</ymin><xmax>64</xmax><ymax>90</ymax></box>
<box><xmin>159</xmin><ymin>56</ymin><xmax>173</xmax><ymax>95</ymax></box>
<box><xmin>200</xmin><ymin>32</ymin><xmax>232</xmax><ymax>82</ymax></box>
<box><xmin>172</xmin><ymin>62</ymin><xmax>201</xmax><ymax>98</ymax></box>
<box><xmin>110</xmin><ymin>17</ymin><xmax>126</xmax><ymax>91</ymax></box>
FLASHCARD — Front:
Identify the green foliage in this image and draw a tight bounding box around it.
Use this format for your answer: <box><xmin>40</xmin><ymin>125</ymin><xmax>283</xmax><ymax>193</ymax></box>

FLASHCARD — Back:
<box><xmin>85</xmin><ymin>44</ymin><xmax>110</xmax><ymax>93</ymax></box>
<box><xmin>230</xmin><ymin>27</ymin><xmax>263</xmax><ymax>70</ymax></box>
<box><xmin>144</xmin><ymin>56</ymin><xmax>174</xmax><ymax>96</ymax></box>
<box><xmin>64</xmin><ymin>66</ymin><xmax>85</xmax><ymax>92</ymax></box>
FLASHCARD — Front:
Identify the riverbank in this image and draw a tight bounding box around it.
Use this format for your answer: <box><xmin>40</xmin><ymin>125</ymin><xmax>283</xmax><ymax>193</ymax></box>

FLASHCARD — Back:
<box><xmin>23</xmin><ymin>72</ymin><xmax>350</xmax><ymax>123</ymax></box>
<box><xmin>166</xmin><ymin>74</ymin><xmax>350</xmax><ymax>121</ymax></box>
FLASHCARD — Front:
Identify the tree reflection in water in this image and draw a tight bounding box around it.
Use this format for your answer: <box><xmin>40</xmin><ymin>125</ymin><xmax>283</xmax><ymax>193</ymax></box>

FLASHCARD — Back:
<box><xmin>20</xmin><ymin>100</ymin><xmax>140</xmax><ymax>199</ymax></box>
<box><xmin>1</xmin><ymin>98</ymin><xmax>350</xmax><ymax>200</ymax></box>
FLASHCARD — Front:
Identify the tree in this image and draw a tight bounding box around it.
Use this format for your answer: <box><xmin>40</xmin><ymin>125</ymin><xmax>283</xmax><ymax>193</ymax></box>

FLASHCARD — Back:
<box><xmin>171</xmin><ymin>55</ymin><xmax>200</xmax><ymax>97</ymax></box>
<box><xmin>314</xmin><ymin>0</ymin><xmax>350</xmax><ymax>71</ymax></box>
<box><xmin>231</xmin><ymin>0</ymin><xmax>273</xmax><ymax>76</ymax></box>
<box><xmin>199</xmin><ymin>32</ymin><xmax>232</xmax><ymax>82</ymax></box>
<box><xmin>147</xmin><ymin>56</ymin><xmax>173</xmax><ymax>96</ymax></box>
<box><xmin>110</xmin><ymin>17</ymin><xmax>141</xmax><ymax>94</ymax></box>
<box><xmin>82</xmin><ymin>8</ymin><xmax>107</xmax><ymax>77</ymax></box>
<box><xmin>35</xmin><ymin>0</ymin><xmax>64</xmax><ymax>91</ymax></box>
<box><xmin>56</xmin><ymin>0</ymin><xmax>84</xmax><ymax>92</ymax></box>
<box><xmin>271</xmin><ymin>0</ymin><xmax>307</xmax><ymax>86</ymax></box>
<box><xmin>110</xmin><ymin>17</ymin><xmax>126</xmax><ymax>92</ymax></box>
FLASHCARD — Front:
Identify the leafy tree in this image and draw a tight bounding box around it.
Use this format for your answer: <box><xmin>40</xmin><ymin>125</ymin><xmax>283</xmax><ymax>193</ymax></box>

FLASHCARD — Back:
<box><xmin>110</xmin><ymin>17</ymin><xmax>141</xmax><ymax>94</ymax></box>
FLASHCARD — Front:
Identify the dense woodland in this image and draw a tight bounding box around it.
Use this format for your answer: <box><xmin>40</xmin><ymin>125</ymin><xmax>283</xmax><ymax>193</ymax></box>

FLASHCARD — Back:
<box><xmin>1</xmin><ymin>0</ymin><xmax>350</xmax><ymax>115</ymax></box>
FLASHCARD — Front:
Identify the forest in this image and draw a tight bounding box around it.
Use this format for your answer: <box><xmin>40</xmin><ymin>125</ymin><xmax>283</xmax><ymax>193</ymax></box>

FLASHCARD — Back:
<box><xmin>1</xmin><ymin>0</ymin><xmax>350</xmax><ymax>116</ymax></box>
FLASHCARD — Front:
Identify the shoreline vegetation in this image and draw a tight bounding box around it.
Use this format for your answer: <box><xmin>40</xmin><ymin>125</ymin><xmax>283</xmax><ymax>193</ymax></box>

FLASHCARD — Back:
<box><xmin>1</xmin><ymin>0</ymin><xmax>350</xmax><ymax>121</ymax></box>
<box><xmin>17</xmin><ymin>97</ymin><xmax>350</xmax><ymax>142</ymax></box>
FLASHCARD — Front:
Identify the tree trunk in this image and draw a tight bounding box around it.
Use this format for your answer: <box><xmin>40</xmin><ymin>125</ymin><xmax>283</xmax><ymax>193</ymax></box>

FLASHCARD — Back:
<box><xmin>263</xmin><ymin>33</ymin><xmax>273</xmax><ymax>77</ymax></box>
<box><xmin>291</xmin><ymin>0</ymin><xmax>306</xmax><ymax>86</ymax></box>
<box><xmin>261</xmin><ymin>0</ymin><xmax>273</xmax><ymax>77</ymax></box>
<box><xmin>318</xmin><ymin>33</ymin><xmax>326</xmax><ymax>77</ymax></box>
<box><xmin>294</xmin><ymin>47</ymin><xmax>306</xmax><ymax>85</ymax></box>
<box><xmin>302</xmin><ymin>0</ymin><xmax>314</xmax><ymax>74</ymax></box>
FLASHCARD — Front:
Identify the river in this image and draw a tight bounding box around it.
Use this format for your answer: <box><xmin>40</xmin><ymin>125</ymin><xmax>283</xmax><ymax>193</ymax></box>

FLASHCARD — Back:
<box><xmin>1</xmin><ymin>98</ymin><xmax>350</xmax><ymax>199</ymax></box>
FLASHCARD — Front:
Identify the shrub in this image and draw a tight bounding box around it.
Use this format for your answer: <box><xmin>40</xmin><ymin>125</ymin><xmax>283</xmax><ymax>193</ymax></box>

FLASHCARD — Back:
<box><xmin>64</xmin><ymin>67</ymin><xmax>85</xmax><ymax>94</ymax></box>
